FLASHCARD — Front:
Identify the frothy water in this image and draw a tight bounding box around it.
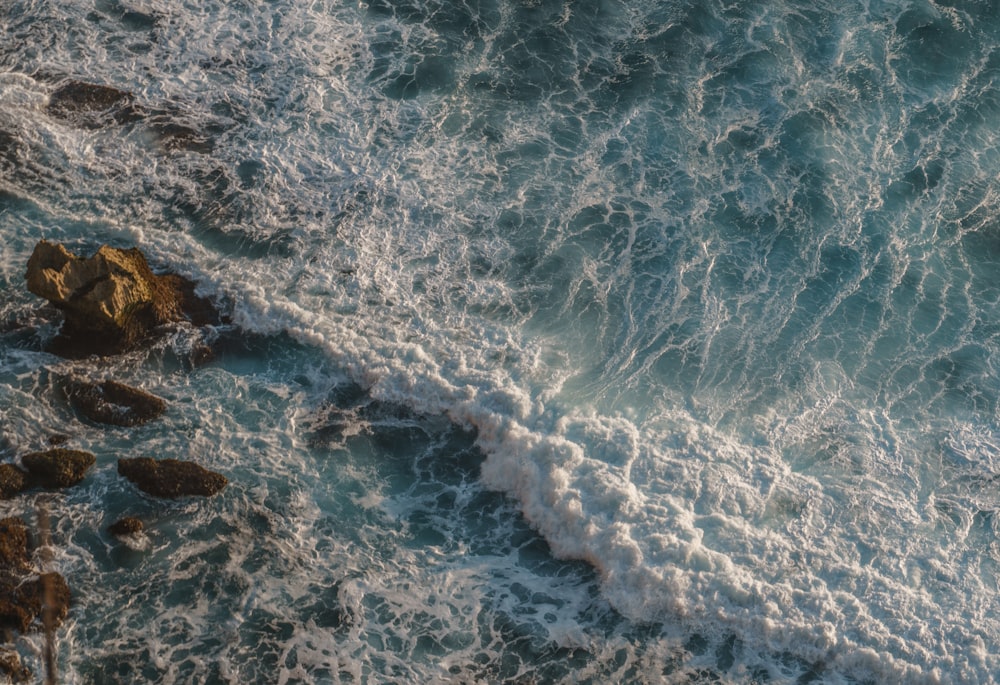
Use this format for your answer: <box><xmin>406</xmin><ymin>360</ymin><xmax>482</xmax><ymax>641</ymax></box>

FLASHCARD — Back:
<box><xmin>2</xmin><ymin>0</ymin><xmax>1000</xmax><ymax>682</ymax></box>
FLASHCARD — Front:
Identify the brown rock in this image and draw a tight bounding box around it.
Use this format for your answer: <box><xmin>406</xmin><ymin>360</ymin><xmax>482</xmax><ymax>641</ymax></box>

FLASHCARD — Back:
<box><xmin>34</xmin><ymin>573</ymin><xmax>72</xmax><ymax>630</ymax></box>
<box><xmin>118</xmin><ymin>457</ymin><xmax>227</xmax><ymax>498</ymax></box>
<box><xmin>108</xmin><ymin>517</ymin><xmax>143</xmax><ymax>536</ymax></box>
<box><xmin>0</xmin><ymin>648</ymin><xmax>31</xmax><ymax>683</ymax></box>
<box><xmin>25</xmin><ymin>240</ymin><xmax>217</xmax><ymax>357</ymax></box>
<box><xmin>0</xmin><ymin>518</ymin><xmax>71</xmax><ymax>637</ymax></box>
<box><xmin>0</xmin><ymin>464</ymin><xmax>27</xmax><ymax>499</ymax></box>
<box><xmin>0</xmin><ymin>597</ymin><xmax>33</xmax><ymax>635</ymax></box>
<box><xmin>21</xmin><ymin>448</ymin><xmax>95</xmax><ymax>488</ymax></box>
<box><xmin>65</xmin><ymin>378</ymin><xmax>166</xmax><ymax>427</ymax></box>
<box><xmin>0</xmin><ymin>518</ymin><xmax>30</xmax><ymax>572</ymax></box>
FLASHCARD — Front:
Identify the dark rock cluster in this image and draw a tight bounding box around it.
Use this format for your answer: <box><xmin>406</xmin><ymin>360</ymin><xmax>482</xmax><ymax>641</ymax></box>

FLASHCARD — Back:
<box><xmin>63</xmin><ymin>378</ymin><xmax>167</xmax><ymax>427</ymax></box>
<box><xmin>1</xmin><ymin>239</ymin><xmax>234</xmax><ymax>674</ymax></box>
<box><xmin>0</xmin><ymin>516</ymin><xmax>70</xmax><ymax>682</ymax></box>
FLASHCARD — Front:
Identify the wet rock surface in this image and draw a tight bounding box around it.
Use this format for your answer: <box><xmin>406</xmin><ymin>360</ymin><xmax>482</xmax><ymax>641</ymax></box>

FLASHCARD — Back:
<box><xmin>0</xmin><ymin>465</ymin><xmax>27</xmax><ymax>500</ymax></box>
<box><xmin>20</xmin><ymin>449</ymin><xmax>96</xmax><ymax>489</ymax></box>
<box><xmin>25</xmin><ymin>240</ymin><xmax>217</xmax><ymax>357</ymax></box>
<box><xmin>107</xmin><ymin>517</ymin><xmax>144</xmax><ymax>536</ymax></box>
<box><xmin>0</xmin><ymin>518</ymin><xmax>70</xmax><ymax>635</ymax></box>
<box><xmin>118</xmin><ymin>458</ymin><xmax>227</xmax><ymax>498</ymax></box>
<box><xmin>65</xmin><ymin>378</ymin><xmax>167</xmax><ymax>427</ymax></box>
<box><xmin>45</xmin><ymin>80</ymin><xmax>141</xmax><ymax>128</ymax></box>
<box><xmin>0</xmin><ymin>518</ymin><xmax>30</xmax><ymax>572</ymax></box>
<box><xmin>0</xmin><ymin>648</ymin><xmax>30</xmax><ymax>683</ymax></box>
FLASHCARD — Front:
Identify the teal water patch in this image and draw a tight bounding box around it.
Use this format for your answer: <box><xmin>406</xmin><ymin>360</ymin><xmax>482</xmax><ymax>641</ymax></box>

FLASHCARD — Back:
<box><xmin>4</xmin><ymin>0</ymin><xmax>1000</xmax><ymax>681</ymax></box>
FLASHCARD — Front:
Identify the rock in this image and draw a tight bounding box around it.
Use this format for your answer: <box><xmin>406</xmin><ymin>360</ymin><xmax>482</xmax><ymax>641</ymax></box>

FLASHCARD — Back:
<box><xmin>65</xmin><ymin>378</ymin><xmax>166</xmax><ymax>427</ymax></box>
<box><xmin>148</xmin><ymin>119</ymin><xmax>214</xmax><ymax>153</ymax></box>
<box><xmin>0</xmin><ymin>598</ymin><xmax>33</xmax><ymax>636</ymax></box>
<box><xmin>0</xmin><ymin>518</ymin><xmax>30</xmax><ymax>572</ymax></box>
<box><xmin>118</xmin><ymin>458</ymin><xmax>227</xmax><ymax>498</ymax></box>
<box><xmin>46</xmin><ymin>80</ymin><xmax>142</xmax><ymax>127</ymax></box>
<box><xmin>29</xmin><ymin>573</ymin><xmax>71</xmax><ymax>630</ymax></box>
<box><xmin>25</xmin><ymin>240</ymin><xmax>217</xmax><ymax>357</ymax></box>
<box><xmin>0</xmin><ymin>573</ymin><xmax>71</xmax><ymax>633</ymax></box>
<box><xmin>0</xmin><ymin>464</ymin><xmax>27</xmax><ymax>499</ymax></box>
<box><xmin>20</xmin><ymin>448</ymin><xmax>95</xmax><ymax>488</ymax></box>
<box><xmin>107</xmin><ymin>517</ymin><xmax>143</xmax><ymax>536</ymax></box>
<box><xmin>0</xmin><ymin>648</ymin><xmax>30</xmax><ymax>683</ymax></box>
<box><xmin>0</xmin><ymin>518</ymin><xmax>71</xmax><ymax>637</ymax></box>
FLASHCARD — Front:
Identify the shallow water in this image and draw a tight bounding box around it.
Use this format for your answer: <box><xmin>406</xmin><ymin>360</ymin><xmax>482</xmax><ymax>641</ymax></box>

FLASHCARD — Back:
<box><xmin>2</xmin><ymin>0</ymin><xmax>1000</xmax><ymax>682</ymax></box>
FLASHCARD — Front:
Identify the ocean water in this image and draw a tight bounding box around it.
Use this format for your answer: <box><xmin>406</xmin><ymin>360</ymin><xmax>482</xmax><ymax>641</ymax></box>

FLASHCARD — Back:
<box><xmin>1</xmin><ymin>0</ymin><xmax>999</xmax><ymax>682</ymax></box>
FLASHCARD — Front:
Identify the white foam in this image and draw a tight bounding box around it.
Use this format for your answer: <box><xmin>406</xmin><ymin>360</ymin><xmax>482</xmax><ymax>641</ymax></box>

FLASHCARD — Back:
<box><xmin>4</xmin><ymin>0</ymin><xmax>1000</xmax><ymax>681</ymax></box>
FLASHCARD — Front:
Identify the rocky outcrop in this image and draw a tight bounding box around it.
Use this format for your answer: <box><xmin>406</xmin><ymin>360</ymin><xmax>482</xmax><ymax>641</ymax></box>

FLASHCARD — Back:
<box><xmin>64</xmin><ymin>378</ymin><xmax>166</xmax><ymax>427</ymax></box>
<box><xmin>0</xmin><ymin>465</ymin><xmax>27</xmax><ymax>499</ymax></box>
<box><xmin>25</xmin><ymin>240</ymin><xmax>217</xmax><ymax>357</ymax></box>
<box><xmin>118</xmin><ymin>458</ymin><xmax>227</xmax><ymax>498</ymax></box>
<box><xmin>21</xmin><ymin>449</ymin><xmax>96</xmax><ymax>488</ymax></box>
<box><xmin>107</xmin><ymin>517</ymin><xmax>144</xmax><ymax>537</ymax></box>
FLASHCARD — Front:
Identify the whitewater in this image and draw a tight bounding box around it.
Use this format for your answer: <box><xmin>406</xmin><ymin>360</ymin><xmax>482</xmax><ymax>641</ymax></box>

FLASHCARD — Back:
<box><xmin>2</xmin><ymin>0</ymin><xmax>1000</xmax><ymax>682</ymax></box>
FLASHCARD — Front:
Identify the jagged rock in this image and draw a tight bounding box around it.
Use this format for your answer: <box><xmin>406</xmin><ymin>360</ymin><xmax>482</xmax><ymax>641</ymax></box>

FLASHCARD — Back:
<box><xmin>118</xmin><ymin>458</ymin><xmax>227</xmax><ymax>498</ymax></box>
<box><xmin>0</xmin><ymin>518</ymin><xmax>30</xmax><ymax>572</ymax></box>
<box><xmin>65</xmin><ymin>378</ymin><xmax>166</xmax><ymax>427</ymax></box>
<box><xmin>25</xmin><ymin>240</ymin><xmax>217</xmax><ymax>357</ymax></box>
<box><xmin>0</xmin><ymin>648</ymin><xmax>30</xmax><ymax>683</ymax></box>
<box><xmin>107</xmin><ymin>517</ymin><xmax>143</xmax><ymax>536</ymax></box>
<box><xmin>46</xmin><ymin>80</ymin><xmax>142</xmax><ymax>127</ymax></box>
<box><xmin>0</xmin><ymin>464</ymin><xmax>27</xmax><ymax>499</ymax></box>
<box><xmin>21</xmin><ymin>448</ymin><xmax>95</xmax><ymax>488</ymax></box>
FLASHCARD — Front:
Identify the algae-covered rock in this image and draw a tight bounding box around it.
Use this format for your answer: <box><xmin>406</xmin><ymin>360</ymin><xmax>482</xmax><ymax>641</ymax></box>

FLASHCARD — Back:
<box><xmin>0</xmin><ymin>647</ymin><xmax>31</xmax><ymax>683</ymax></box>
<box><xmin>0</xmin><ymin>518</ymin><xmax>71</xmax><ymax>637</ymax></box>
<box><xmin>0</xmin><ymin>464</ymin><xmax>28</xmax><ymax>499</ymax></box>
<box><xmin>107</xmin><ymin>517</ymin><xmax>144</xmax><ymax>536</ymax></box>
<box><xmin>0</xmin><ymin>517</ymin><xmax>30</xmax><ymax>572</ymax></box>
<box><xmin>118</xmin><ymin>458</ymin><xmax>227</xmax><ymax>498</ymax></box>
<box><xmin>65</xmin><ymin>378</ymin><xmax>166</xmax><ymax>427</ymax></box>
<box><xmin>21</xmin><ymin>448</ymin><xmax>96</xmax><ymax>488</ymax></box>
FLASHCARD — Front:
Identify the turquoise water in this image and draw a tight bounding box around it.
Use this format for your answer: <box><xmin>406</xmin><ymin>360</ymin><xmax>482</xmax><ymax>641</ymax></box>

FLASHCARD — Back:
<box><xmin>2</xmin><ymin>0</ymin><xmax>1000</xmax><ymax>682</ymax></box>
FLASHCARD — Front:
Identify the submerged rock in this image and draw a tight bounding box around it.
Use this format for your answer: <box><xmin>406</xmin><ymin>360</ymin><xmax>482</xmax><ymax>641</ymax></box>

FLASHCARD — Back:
<box><xmin>148</xmin><ymin>118</ymin><xmax>214</xmax><ymax>153</ymax></box>
<box><xmin>21</xmin><ymin>448</ymin><xmax>96</xmax><ymax>488</ymax></box>
<box><xmin>107</xmin><ymin>517</ymin><xmax>144</xmax><ymax>536</ymax></box>
<box><xmin>0</xmin><ymin>464</ymin><xmax>28</xmax><ymax>499</ymax></box>
<box><xmin>65</xmin><ymin>378</ymin><xmax>166</xmax><ymax>427</ymax></box>
<box><xmin>45</xmin><ymin>80</ymin><xmax>142</xmax><ymax>127</ymax></box>
<box><xmin>118</xmin><ymin>458</ymin><xmax>227</xmax><ymax>498</ymax></box>
<box><xmin>25</xmin><ymin>240</ymin><xmax>217</xmax><ymax>357</ymax></box>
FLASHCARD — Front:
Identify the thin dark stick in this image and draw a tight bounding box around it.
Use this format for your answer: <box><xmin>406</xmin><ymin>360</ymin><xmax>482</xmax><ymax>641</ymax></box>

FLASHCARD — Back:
<box><xmin>35</xmin><ymin>500</ymin><xmax>57</xmax><ymax>685</ymax></box>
